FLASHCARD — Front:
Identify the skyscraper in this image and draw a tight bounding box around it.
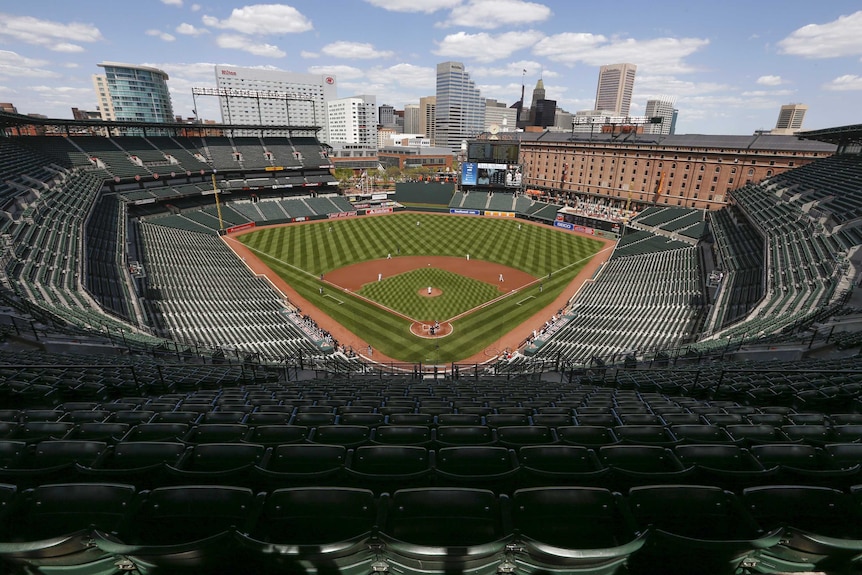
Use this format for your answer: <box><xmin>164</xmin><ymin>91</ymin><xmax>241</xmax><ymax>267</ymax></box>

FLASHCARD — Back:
<box><xmin>419</xmin><ymin>96</ymin><xmax>436</xmax><ymax>140</ymax></box>
<box><xmin>93</xmin><ymin>62</ymin><xmax>174</xmax><ymax>123</ymax></box>
<box><xmin>403</xmin><ymin>104</ymin><xmax>420</xmax><ymax>134</ymax></box>
<box><xmin>435</xmin><ymin>62</ymin><xmax>484</xmax><ymax>152</ymax></box>
<box><xmin>595</xmin><ymin>63</ymin><xmax>637</xmax><ymax>117</ymax></box>
<box><xmin>214</xmin><ymin>65</ymin><xmax>337</xmax><ymax>141</ymax></box>
<box><xmin>327</xmin><ymin>95</ymin><xmax>376</xmax><ymax>146</ymax></box>
<box><xmin>644</xmin><ymin>98</ymin><xmax>676</xmax><ymax>135</ymax></box>
<box><xmin>378</xmin><ymin>104</ymin><xmax>396</xmax><ymax>128</ymax></box>
<box><xmin>772</xmin><ymin>103</ymin><xmax>808</xmax><ymax>135</ymax></box>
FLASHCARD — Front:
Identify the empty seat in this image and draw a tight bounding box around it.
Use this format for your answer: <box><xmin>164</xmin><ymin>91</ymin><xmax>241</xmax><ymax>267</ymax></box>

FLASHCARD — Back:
<box><xmin>435</xmin><ymin>425</ymin><xmax>496</xmax><ymax>447</ymax></box>
<box><xmin>598</xmin><ymin>445</ymin><xmax>693</xmax><ymax>489</ymax></box>
<box><xmin>237</xmin><ymin>487</ymin><xmax>380</xmax><ymax>571</ymax></box>
<box><xmin>345</xmin><ymin>445</ymin><xmax>431</xmax><ymax>492</ymax></box>
<box><xmin>371</xmin><ymin>425</ymin><xmax>433</xmax><ymax>446</ymax></box>
<box><xmin>291</xmin><ymin>412</ymin><xmax>338</xmax><ymax>427</ymax></box>
<box><xmin>674</xmin><ymin>444</ymin><xmax>774</xmax><ymax>489</ymax></box>
<box><xmin>311</xmin><ymin>425</ymin><xmax>371</xmax><ymax>448</ymax></box>
<box><xmin>749</xmin><ymin>444</ymin><xmax>857</xmax><ymax>486</ymax></box>
<box><xmin>725</xmin><ymin>424</ymin><xmax>793</xmax><ymax>446</ymax></box>
<box><xmin>244</xmin><ymin>424</ymin><xmax>309</xmax><ymax>446</ymax></box>
<box><xmin>338</xmin><ymin>412</ymin><xmax>385</xmax><ymax>427</ymax></box>
<box><xmin>613</xmin><ymin>424</ymin><xmax>680</xmax><ymax>447</ymax></box>
<box><xmin>518</xmin><ymin>445</ymin><xmax>609</xmax><ymax>487</ymax></box>
<box><xmin>165</xmin><ymin>442</ymin><xmax>266</xmax><ymax>485</ymax></box>
<box><xmin>492</xmin><ymin>420</ymin><xmax>552</xmax><ymax>442</ymax></box>
<box><xmin>387</xmin><ymin>413</ymin><xmax>434</xmax><ymax>426</ymax></box>
<box><xmin>244</xmin><ymin>412</ymin><xmax>291</xmax><ymax>426</ymax></box>
<box><xmin>557</xmin><ymin>425</ymin><xmax>620</xmax><ymax>447</ymax></box>
<box><xmin>77</xmin><ymin>441</ymin><xmax>186</xmax><ymax>488</ymax></box>
<box><xmin>670</xmin><ymin>424</ymin><xmax>735</xmax><ymax>444</ymax></box>
<box><xmin>254</xmin><ymin>444</ymin><xmax>346</xmax><ymax>487</ymax></box>
<box><xmin>380</xmin><ymin>488</ymin><xmax>512</xmax><ymax>572</ymax></box>
<box><xmin>66</xmin><ymin>422</ymin><xmax>130</xmax><ymax>443</ymax></box>
<box><xmin>744</xmin><ymin>485</ymin><xmax>862</xmax><ymax>573</ymax></box>
<box><xmin>627</xmin><ymin>485</ymin><xmax>782</xmax><ymax>575</ymax></box>
<box><xmin>183</xmin><ymin>424</ymin><xmax>249</xmax><ymax>444</ymax></box>
<box><xmin>0</xmin><ymin>482</ymin><xmax>138</xmax><ymax>570</ymax></box>
<box><xmin>434</xmin><ymin>446</ymin><xmax>519</xmax><ymax>490</ymax></box>
<box><xmin>93</xmin><ymin>485</ymin><xmax>259</xmax><ymax>574</ymax></box>
<box><xmin>512</xmin><ymin>486</ymin><xmax>646</xmax><ymax>574</ymax></box>
<box><xmin>123</xmin><ymin>423</ymin><xmax>189</xmax><ymax>442</ymax></box>
<box><xmin>0</xmin><ymin>440</ymin><xmax>107</xmax><ymax>487</ymax></box>
<box><xmin>436</xmin><ymin>413</ymin><xmax>483</xmax><ymax>426</ymax></box>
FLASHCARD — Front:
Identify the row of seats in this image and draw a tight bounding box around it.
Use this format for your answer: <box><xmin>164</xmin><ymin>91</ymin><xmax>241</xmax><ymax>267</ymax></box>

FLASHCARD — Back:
<box><xmin>7</xmin><ymin>416</ymin><xmax>862</xmax><ymax>446</ymax></box>
<box><xmin>3</xmin><ymin>440</ymin><xmax>862</xmax><ymax>493</ymax></box>
<box><xmin>1</xmin><ymin>482</ymin><xmax>861</xmax><ymax>575</ymax></box>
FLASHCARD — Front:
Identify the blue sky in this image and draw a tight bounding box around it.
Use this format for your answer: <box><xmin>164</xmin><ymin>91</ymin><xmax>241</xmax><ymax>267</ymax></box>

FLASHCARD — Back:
<box><xmin>1</xmin><ymin>0</ymin><xmax>861</xmax><ymax>135</ymax></box>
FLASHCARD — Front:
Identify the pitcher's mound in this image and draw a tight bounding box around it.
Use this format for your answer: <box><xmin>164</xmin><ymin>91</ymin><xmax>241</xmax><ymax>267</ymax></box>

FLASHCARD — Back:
<box><xmin>419</xmin><ymin>287</ymin><xmax>442</xmax><ymax>297</ymax></box>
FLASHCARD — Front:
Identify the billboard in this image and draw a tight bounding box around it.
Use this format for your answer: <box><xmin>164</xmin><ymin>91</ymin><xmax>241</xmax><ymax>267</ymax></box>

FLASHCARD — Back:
<box><xmin>467</xmin><ymin>142</ymin><xmax>519</xmax><ymax>163</ymax></box>
<box><xmin>461</xmin><ymin>162</ymin><xmax>522</xmax><ymax>189</ymax></box>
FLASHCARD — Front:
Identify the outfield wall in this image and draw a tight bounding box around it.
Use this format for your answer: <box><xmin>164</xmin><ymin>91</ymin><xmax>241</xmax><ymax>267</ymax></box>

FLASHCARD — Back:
<box><xmin>395</xmin><ymin>182</ymin><xmax>456</xmax><ymax>206</ymax></box>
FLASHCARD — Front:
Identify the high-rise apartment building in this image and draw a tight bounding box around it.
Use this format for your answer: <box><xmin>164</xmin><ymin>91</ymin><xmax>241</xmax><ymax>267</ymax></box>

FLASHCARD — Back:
<box><xmin>595</xmin><ymin>63</ymin><xmax>637</xmax><ymax>116</ymax></box>
<box><xmin>214</xmin><ymin>65</ymin><xmax>337</xmax><ymax>141</ymax></box>
<box><xmin>327</xmin><ymin>95</ymin><xmax>376</xmax><ymax>146</ymax></box>
<box><xmin>419</xmin><ymin>96</ymin><xmax>436</xmax><ymax>141</ymax></box>
<box><xmin>772</xmin><ymin>103</ymin><xmax>808</xmax><ymax>135</ymax></box>
<box><xmin>434</xmin><ymin>62</ymin><xmax>484</xmax><ymax>152</ymax></box>
<box><xmin>644</xmin><ymin>98</ymin><xmax>676</xmax><ymax>135</ymax></box>
<box><xmin>403</xmin><ymin>104</ymin><xmax>420</xmax><ymax>134</ymax></box>
<box><xmin>378</xmin><ymin>104</ymin><xmax>396</xmax><ymax>127</ymax></box>
<box><xmin>93</xmin><ymin>62</ymin><xmax>174</xmax><ymax>123</ymax></box>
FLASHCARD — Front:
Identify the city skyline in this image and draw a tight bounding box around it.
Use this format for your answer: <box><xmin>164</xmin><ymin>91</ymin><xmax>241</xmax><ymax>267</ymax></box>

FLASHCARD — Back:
<box><xmin>0</xmin><ymin>1</ymin><xmax>861</xmax><ymax>135</ymax></box>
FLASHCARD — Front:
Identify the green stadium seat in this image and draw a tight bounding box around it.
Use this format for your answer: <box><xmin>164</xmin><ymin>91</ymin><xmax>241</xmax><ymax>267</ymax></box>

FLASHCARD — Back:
<box><xmin>512</xmin><ymin>486</ymin><xmax>646</xmax><ymax>574</ymax></box>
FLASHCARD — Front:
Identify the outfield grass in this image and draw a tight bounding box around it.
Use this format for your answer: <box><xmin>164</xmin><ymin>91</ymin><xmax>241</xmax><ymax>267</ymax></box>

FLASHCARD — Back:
<box><xmin>238</xmin><ymin>212</ymin><xmax>605</xmax><ymax>362</ymax></box>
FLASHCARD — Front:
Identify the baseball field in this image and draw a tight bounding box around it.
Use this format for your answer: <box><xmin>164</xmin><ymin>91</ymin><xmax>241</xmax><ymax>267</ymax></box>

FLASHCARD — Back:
<box><xmin>234</xmin><ymin>212</ymin><xmax>606</xmax><ymax>363</ymax></box>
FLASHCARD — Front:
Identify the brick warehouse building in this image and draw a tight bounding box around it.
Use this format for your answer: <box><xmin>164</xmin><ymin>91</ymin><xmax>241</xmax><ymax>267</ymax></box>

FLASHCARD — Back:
<box><xmin>514</xmin><ymin>130</ymin><xmax>837</xmax><ymax>211</ymax></box>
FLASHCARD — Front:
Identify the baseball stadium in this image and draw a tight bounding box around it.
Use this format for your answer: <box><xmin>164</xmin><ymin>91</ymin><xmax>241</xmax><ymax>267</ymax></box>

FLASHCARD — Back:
<box><xmin>0</xmin><ymin>109</ymin><xmax>861</xmax><ymax>575</ymax></box>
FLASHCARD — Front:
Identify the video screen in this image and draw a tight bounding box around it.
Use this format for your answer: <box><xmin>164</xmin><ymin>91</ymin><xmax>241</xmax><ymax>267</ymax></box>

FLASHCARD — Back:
<box><xmin>461</xmin><ymin>162</ymin><xmax>522</xmax><ymax>188</ymax></box>
<box><xmin>466</xmin><ymin>142</ymin><xmax>520</xmax><ymax>164</ymax></box>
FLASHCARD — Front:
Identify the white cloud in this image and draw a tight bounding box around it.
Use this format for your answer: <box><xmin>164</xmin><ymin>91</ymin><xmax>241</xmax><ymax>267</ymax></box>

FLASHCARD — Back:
<box><xmin>741</xmin><ymin>89</ymin><xmax>795</xmax><ymax>98</ymax></box>
<box><xmin>435</xmin><ymin>30</ymin><xmax>545</xmax><ymax>62</ymax></box>
<box><xmin>53</xmin><ymin>43</ymin><xmax>87</xmax><ymax>53</ymax></box>
<box><xmin>146</xmin><ymin>29</ymin><xmax>176</xmax><ymax>42</ymax></box>
<box><xmin>0</xmin><ymin>13</ymin><xmax>103</xmax><ymax>52</ymax></box>
<box><xmin>534</xmin><ymin>35</ymin><xmax>709</xmax><ymax>75</ymax></box>
<box><xmin>470</xmin><ymin>60</ymin><xmax>557</xmax><ymax>80</ymax></box>
<box><xmin>301</xmin><ymin>50</ymin><xmax>319</xmax><ymax>59</ymax></box>
<box><xmin>444</xmin><ymin>0</ymin><xmax>552</xmax><ymax>29</ymax></box>
<box><xmin>176</xmin><ymin>22</ymin><xmax>208</xmax><ymax>36</ymax></box>
<box><xmin>161</xmin><ymin>0</ymin><xmax>183</xmax><ymax>5</ymax></box>
<box><xmin>321</xmin><ymin>41</ymin><xmax>394</xmax><ymax>59</ymax></box>
<box><xmin>824</xmin><ymin>74</ymin><xmax>862</xmax><ymax>91</ymax></box>
<box><xmin>191</xmin><ymin>4</ymin><xmax>201</xmax><ymax>11</ymax></box>
<box><xmin>757</xmin><ymin>75</ymin><xmax>784</xmax><ymax>86</ymax></box>
<box><xmin>0</xmin><ymin>50</ymin><xmax>60</xmax><ymax>78</ymax></box>
<box><xmin>307</xmin><ymin>64</ymin><xmax>364</xmax><ymax>80</ymax></box>
<box><xmin>216</xmin><ymin>34</ymin><xmax>285</xmax><ymax>58</ymax></box>
<box><xmin>363</xmin><ymin>0</ymin><xmax>461</xmax><ymax>13</ymax></box>
<box><xmin>367</xmin><ymin>63</ymin><xmax>436</xmax><ymax>89</ymax></box>
<box><xmin>202</xmin><ymin>4</ymin><xmax>313</xmax><ymax>35</ymax></box>
<box><xmin>778</xmin><ymin>11</ymin><xmax>862</xmax><ymax>59</ymax></box>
